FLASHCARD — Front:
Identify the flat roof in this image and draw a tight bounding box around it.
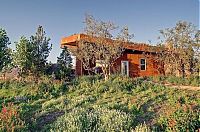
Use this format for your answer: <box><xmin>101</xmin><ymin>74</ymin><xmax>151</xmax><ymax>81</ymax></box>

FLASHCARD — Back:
<box><xmin>61</xmin><ymin>34</ymin><xmax>156</xmax><ymax>52</ymax></box>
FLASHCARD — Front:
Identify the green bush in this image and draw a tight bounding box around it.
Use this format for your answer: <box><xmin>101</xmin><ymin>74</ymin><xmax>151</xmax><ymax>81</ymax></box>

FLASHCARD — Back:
<box><xmin>152</xmin><ymin>75</ymin><xmax>200</xmax><ymax>86</ymax></box>
<box><xmin>97</xmin><ymin>82</ymin><xmax>109</xmax><ymax>93</ymax></box>
<box><xmin>158</xmin><ymin>109</ymin><xmax>200</xmax><ymax>131</ymax></box>
<box><xmin>112</xmin><ymin>76</ymin><xmax>135</xmax><ymax>91</ymax></box>
<box><xmin>19</xmin><ymin>103</ymin><xmax>41</xmax><ymax>119</ymax></box>
<box><xmin>0</xmin><ymin>75</ymin><xmax>199</xmax><ymax>131</ymax></box>
<box><xmin>42</xmin><ymin>96</ymin><xmax>67</xmax><ymax>110</ymax></box>
<box><xmin>0</xmin><ymin>80</ymin><xmax>10</xmax><ymax>89</ymax></box>
<box><xmin>0</xmin><ymin>103</ymin><xmax>25</xmax><ymax>132</ymax></box>
<box><xmin>133</xmin><ymin>123</ymin><xmax>151</xmax><ymax>132</ymax></box>
<box><xmin>150</xmin><ymin>75</ymin><xmax>200</xmax><ymax>87</ymax></box>
<box><xmin>72</xmin><ymin>75</ymin><xmax>102</xmax><ymax>86</ymax></box>
<box><xmin>46</xmin><ymin>107</ymin><xmax>133</xmax><ymax>132</ymax></box>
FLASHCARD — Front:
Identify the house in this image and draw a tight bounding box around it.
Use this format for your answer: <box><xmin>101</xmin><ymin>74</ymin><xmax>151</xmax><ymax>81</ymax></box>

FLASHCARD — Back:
<box><xmin>61</xmin><ymin>34</ymin><xmax>164</xmax><ymax>77</ymax></box>
<box><xmin>0</xmin><ymin>68</ymin><xmax>19</xmax><ymax>80</ymax></box>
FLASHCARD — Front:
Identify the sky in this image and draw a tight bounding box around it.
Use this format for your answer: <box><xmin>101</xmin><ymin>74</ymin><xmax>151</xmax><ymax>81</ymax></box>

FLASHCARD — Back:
<box><xmin>0</xmin><ymin>0</ymin><xmax>199</xmax><ymax>63</ymax></box>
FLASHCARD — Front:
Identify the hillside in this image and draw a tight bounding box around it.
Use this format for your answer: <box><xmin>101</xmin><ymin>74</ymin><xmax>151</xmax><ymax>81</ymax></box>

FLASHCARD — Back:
<box><xmin>0</xmin><ymin>76</ymin><xmax>199</xmax><ymax>131</ymax></box>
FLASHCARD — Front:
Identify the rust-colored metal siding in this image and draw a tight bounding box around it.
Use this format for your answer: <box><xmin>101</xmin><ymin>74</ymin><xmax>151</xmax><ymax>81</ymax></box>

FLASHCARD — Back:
<box><xmin>61</xmin><ymin>34</ymin><xmax>162</xmax><ymax>77</ymax></box>
<box><xmin>75</xmin><ymin>59</ymin><xmax>82</xmax><ymax>76</ymax></box>
<box><xmin>113</xmin><ymin>52</ymin><xmax>159</xmax><ymax>77</ymax></box>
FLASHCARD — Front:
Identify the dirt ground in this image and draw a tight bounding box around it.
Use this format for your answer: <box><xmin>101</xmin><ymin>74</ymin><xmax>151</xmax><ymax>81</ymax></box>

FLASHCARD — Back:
<box><xmin>164</xmin><ymin>83</ymin><xmax>200</xmax><ymax>91</ymax></box>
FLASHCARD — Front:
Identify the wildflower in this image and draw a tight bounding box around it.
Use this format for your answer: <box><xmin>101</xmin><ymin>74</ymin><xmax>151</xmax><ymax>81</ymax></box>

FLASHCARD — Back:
<box><xmin>1</xmin><ymin>107</ymin><xmax>7</xmax><ymax>113</ymax></box>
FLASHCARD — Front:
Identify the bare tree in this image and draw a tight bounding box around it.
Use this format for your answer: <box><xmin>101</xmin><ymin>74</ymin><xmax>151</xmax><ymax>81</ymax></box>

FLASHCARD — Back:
<box><xmin>155</xmin><ymin>21</ymin><xmax>200</xmax><ymax>77</ymax></box>
<box><xmin>73</xmin><ymin>15</ymin><xmax>133</xmax><ymax>80</ymax></box>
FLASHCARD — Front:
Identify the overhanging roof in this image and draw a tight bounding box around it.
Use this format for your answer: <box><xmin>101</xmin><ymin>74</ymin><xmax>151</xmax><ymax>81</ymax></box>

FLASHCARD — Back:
<box><xmin>61</xmin><ymin>34</ymin><xmax>156</xmax><ymax>52</ymax></box>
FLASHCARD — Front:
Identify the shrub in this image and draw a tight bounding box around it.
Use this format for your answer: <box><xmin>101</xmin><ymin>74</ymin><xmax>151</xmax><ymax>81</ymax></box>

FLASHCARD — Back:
<box><xmin>42</xmin><ymin>96</ymin><xmax>67</xmax><ymax>110</ymax></box>
<box><xmin>0</xmin><ymin>80</ymin><xmax>10</xmax><ymax>89</ymax></box>
<box><xmin>0</xmin><ymin>75</ymin><xmax>199</xmax><ymax>131</ymax></box>
<box><xmin>157</xmin><ymin>109</ymin><xmax>200</xmax><ymax>131</ymax></box>
<box><xmin>188</xmin><ymin>76</ymin><xmax>200</xmax><ymax>87</ymax></box>
<box><xmin>46</xmin><ymin>107</ymin><xmax>133</xmax><ymax>131</ymax></box>
<box><xmin>72</xmin><ymin>75</ymin><xmax>102</xmax><ymax>86</ymax></box>
<box><xmin>37</xmin><ymin>82</ymin><xmax>56</xmax><ymax>98</ymax></box>
<box><xmin>97</xmin><ymin>82</ymin><xmax>109</xmax><ymax>93</ymax></box>
<box><xmin>112</xmin><ymin>76</ymin><xmax>135</xmax><ymax>91</ymax></box>
<box><xmin>131</xmin><ymin>105</ymin><xmax>142</xmax><ymax>116</ymax></box>
<box><xmin>156</xmin><ymin>75</ymin><xmax>200</xmax><ymax>86</ymax></box>
<box><xmin>19</xmin><ymin>103</ymin><xmax>41</xmax><ymax>119</ymax></box>
<box><xmin>0</xmin><ymin>103</ymin><xmax>24</xmax><ymax>131</ymax></box>
<box><xmin>132</xmin><ymin>122</ymin><xmax>151</xmax><ymax>132</ymax></box>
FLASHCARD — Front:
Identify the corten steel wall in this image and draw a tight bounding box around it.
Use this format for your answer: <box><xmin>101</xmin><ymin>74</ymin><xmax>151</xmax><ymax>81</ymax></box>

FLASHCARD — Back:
<box><xmin>75</xmin><ymin>59</ymin><xmax>96</xmax><ymax>76</ymax></box>
<box><xmin>75</xmin><ymin>51</ymin><xmax>160</xmax><ymax>77</ymax></box>
<box><xmin>113</xmin><ymin>51</ymin><xmax>160</xmax><ymax>77</ymax></box>
<box><xmin>75</xmin><ymin>59</ymin><xmax>82</xmax><ymax>76</ymax></box>
<box><xmin>63</xmin><ymin>48</ymin><xmax>161</xmax><ymax>77</ymax></box>
<box><xmin>61</xmin><ymin>34</ymin><xmax>162</xmax><ymax>77</ymax></box>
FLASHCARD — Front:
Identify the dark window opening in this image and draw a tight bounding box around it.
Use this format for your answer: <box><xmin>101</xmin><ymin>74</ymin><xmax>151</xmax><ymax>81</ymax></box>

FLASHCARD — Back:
<box><xmin>140</xmin><ymin>59</ymin><xmax>146</xmax><ymax>71</ymax></box>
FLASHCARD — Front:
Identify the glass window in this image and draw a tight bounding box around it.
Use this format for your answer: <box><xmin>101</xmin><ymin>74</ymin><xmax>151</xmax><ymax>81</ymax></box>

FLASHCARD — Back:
<box><xmin>140</xmin><ymin>59</ymin><xmax>146</xmax><ymax>70</ymax></box>
<box><xmin>121</xmin><ymin>61</ymin><xmax>129</xmax><ymax>76</ymax></box>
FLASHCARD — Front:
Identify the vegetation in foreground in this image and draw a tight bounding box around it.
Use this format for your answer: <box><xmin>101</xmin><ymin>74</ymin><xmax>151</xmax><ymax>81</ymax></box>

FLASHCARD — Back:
<box><xmin>0</xmin><ymin>75</ymin><xmax>199</xmax><ymax>131</ymax></box>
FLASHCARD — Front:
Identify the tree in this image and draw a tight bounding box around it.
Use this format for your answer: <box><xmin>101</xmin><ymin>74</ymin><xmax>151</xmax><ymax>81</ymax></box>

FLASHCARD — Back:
<box><xmin>157</xmin><ymin>21</ymin><xmax>200</xmax><ymax>77</ymax></box>
<box><xmin>13</xmin><ymin>36</ymin><xmax>33</xmax><ymax>77</ymax></box>
<box><xmin>0</xmin><ymin>28</ymin><xmax>11</xmax><ymax>74</ymax></box>
<box><xmin>13</xmin><ymin>26</ymin><xmax>52</xmax><ymax>80</ymax></box>
<box><xmin>30</xmin><ymin>26</ymin><xmax>52</xmax><ymax>79</ymax></box>
<box><xmin>73</xmin><ymin>14</ymin><xmax>133</xmax><ymax>80</ymax></box>
<box><xmin>56</xmin><ymin>47</ymin><xmax>72</xmax><ymax>80</ymax></box>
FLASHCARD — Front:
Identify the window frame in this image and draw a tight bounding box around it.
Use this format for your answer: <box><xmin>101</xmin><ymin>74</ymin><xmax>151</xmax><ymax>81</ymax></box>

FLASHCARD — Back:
<box><xmin>140</xmin><ymin>58</ymin><xmax>146</xmax><ymax>71</ymax></box>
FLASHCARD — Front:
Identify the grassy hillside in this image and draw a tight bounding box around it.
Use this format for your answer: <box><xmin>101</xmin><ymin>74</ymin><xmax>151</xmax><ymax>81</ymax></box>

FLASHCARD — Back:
<box><xmin>0</xmin><ymin>76</ymin><xmax>199</xmax><ymax>131</ymax></box>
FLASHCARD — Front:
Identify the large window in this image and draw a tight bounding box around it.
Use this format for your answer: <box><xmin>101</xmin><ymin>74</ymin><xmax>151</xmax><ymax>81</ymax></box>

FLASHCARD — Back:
<box><xmin>140</xmin><ymin>58</ymin><xmax>146</xmax><ymax>71</ymax></box>
<box><xmin>121</xmin><ymin>61</ymin><xmax>129</xmax><ymax>76</ymax></box>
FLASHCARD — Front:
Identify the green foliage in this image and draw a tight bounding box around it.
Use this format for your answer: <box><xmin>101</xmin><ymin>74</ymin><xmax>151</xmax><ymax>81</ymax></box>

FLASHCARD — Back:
<box><xmin>46</xmin><ymin>107</ymin><xmax>133</xmax><ymax>132</ymax></box>
<box><xmin>0</xmin><ymin>28</ymin><xmax>11</xmax><ymax>72</ymax></box>
<box><xmin>158</xmin><ymin>109</ymin><xmax>200</xmax><ymax>131</ymax></box>
<box><xmin>75</xmin><ymin>15</ymin><xmax>133</xmax><ymax>80</ymax></box>
<box><xmin>0</xmin><ymin>80</ymin><xmax>11</xmax><ymax>89</ymax></box>
<box><xmin>151</xmin><ymin>75</ymin><xmax>200</xmax><ymax>86</ymax></box>
<box><xmin>133</xmin><ymin>123</ymin><xmax>151</xmax><ymax>132</ymax></box>
<box><xmin>12</xmin><ymin>26</ymin><xmax>52</xmax><ymax>79</ymax></box>
<box><xmin>42</xmin><ymin>96</ymin><xmax>66</xmax><ymax>110</ymax></box>
<box><xmin>19</xmin><ymin>102</ymin><xmax>41</xmax><ymax>119</ymax></box>
<box><xmin>111</xmin><ymin>75</ymin><xmax>135</xmax><ymax>91</ymax></box>
<box><xmin>13</xmin><ymin>36</ymin><xmax>33</xmax><ymax>77</ymax></box>
<box><xmin>0</xmin><ymin>103</ymin><xmax>25</xmax><ymax>132</ymax></box>
<box><xmin>56</xmin><ymin>46</ymin><xmax>72</xmax><ymax>80</ymax></box>
<box><xmin>158</xmin><ymin>21</ymin><xmax>200</xmax><ymax>77</ymax></box>
<box><xmin>0</xmin><ymin>75</ymin><xmax>199</xmax><ymax>131</ymax></box>
<box><xmin>30</xmin><ymin>25</ymin><xmax>52</xmax><ymax>78</ymax></box>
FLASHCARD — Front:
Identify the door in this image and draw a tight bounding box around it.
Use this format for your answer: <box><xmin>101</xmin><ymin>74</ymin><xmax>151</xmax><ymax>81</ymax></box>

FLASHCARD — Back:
<box><xmin>121</xmin><ymin>61</ymin><xmax>129</xmax><ymax>76</ymax></box>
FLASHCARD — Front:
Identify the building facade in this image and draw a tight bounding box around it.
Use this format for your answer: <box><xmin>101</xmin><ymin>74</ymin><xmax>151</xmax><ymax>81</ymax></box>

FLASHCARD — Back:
<box><xmin>61</xmin><ymin>34</ymin><xmax>163</xmax><ymax>77</ymax></box>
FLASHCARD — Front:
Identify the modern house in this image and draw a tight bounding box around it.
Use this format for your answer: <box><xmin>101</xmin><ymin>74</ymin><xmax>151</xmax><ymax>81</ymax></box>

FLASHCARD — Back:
<box><xmin>61</xmin><ymin>34</ymin><xmax>163</xmax><ymax>77</ymax></box>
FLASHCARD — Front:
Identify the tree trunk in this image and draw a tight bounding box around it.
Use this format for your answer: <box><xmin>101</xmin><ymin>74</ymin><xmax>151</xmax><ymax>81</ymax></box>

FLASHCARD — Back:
<box><xmin>181</xmin><ymin>62</ymin><xmax>185</xmax><ymax>78</ymax></box>
<box><xmin>189</xmin><ymin>59</ymin><xmax>193</xmax><ymax>75</ymax></box>
<box><xmin>108</xmin><ymin>66</ymin><xmax>111</xmax><ymax>76</ymax></box>
<box><xmin>3</xmin><ymin>73</ymin><xmax>6</xmax><ymax>80</ymax></box>
<box><xmin>103</xmin><ymin>66</ymin><xmax>109</xmax><ymax>81</ymax></box>
<box><xmin>105</xmin><ymin>73</ymin><xmax>109</xmax><ymax>80</ymax></box>
<box><xmin>87</xmin><ymin>69</ymin><xmax>91</xmax><ymax>75</ymax></box>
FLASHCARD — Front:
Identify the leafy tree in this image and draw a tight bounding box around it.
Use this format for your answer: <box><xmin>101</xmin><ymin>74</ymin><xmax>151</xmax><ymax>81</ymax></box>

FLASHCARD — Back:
<box><xmin>13</xmin><ymin>36</ymin><xmax>33</xmax><ymax>77</ymax></box>
<box><xmin>73</xmin><ymin>14</ymin><xmax>133</xmax><ymax>80</ymax></box>
<box><xmin>0</xmin><ymin>28</ymin><xmax>11</xmax><ymax>74</ymax></box>
<box><xmin>30</xmin><ymin>26</ymin><xmax>52</xmax><ymax>78</ymax></box>
<box><xmin>57</xmin><ymin>47</ymin><xmax>72</xmax><ymax>80</ymax></box>
<box><xmin>157</xmin><ymin>21</ymin><xmax>200</xmax><ymax>77</ymax></box>
<box><xmin>13</xmin><ymin>26</ymin><xmax>52</xmax><ymax>80</ymax></box>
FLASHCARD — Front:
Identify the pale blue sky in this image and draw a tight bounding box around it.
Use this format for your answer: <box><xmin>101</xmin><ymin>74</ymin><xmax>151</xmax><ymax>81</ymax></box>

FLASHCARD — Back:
<box><xmin>0</xmin><ymin>0</ymin><xmax>199</xmax><ymax>62</ymax></box>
